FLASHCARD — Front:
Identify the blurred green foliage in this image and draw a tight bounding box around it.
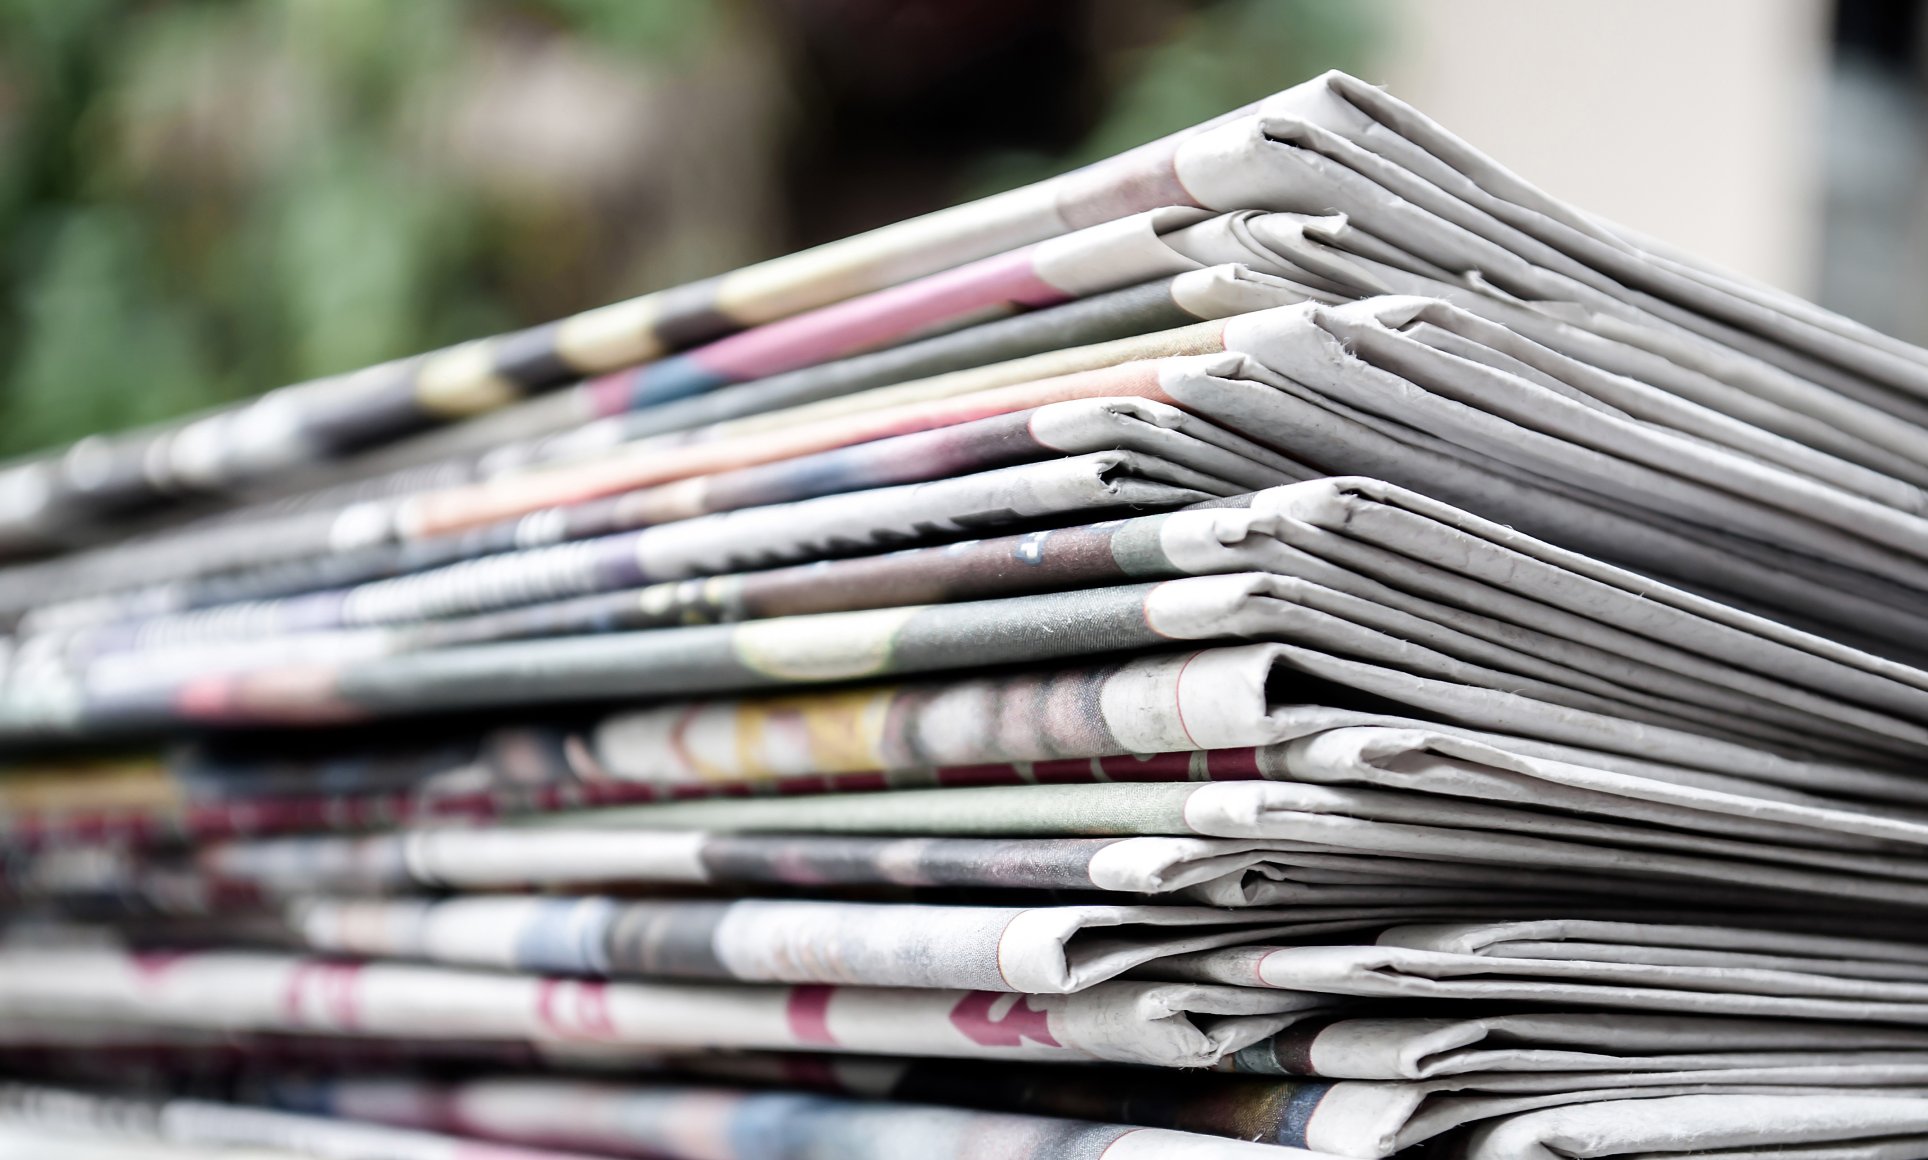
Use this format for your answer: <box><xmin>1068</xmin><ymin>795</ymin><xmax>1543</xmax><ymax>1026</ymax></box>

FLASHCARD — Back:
<box><xmin>0</xmin><ymin>0</ymin><xmax>1376</xmax><ymax>459</ymax></box>
<box><xmin>0</xmin><ymin>0</ymin><xmax>718</xmax><ymax>456</ymax></box>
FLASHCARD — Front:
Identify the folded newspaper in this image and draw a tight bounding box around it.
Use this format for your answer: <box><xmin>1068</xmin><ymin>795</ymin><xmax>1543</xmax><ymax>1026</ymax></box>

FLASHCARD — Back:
<box><xmin>6</xmin><ymin>66</ymin><xmax>1928</xmax><ymax>1159</ymax></box>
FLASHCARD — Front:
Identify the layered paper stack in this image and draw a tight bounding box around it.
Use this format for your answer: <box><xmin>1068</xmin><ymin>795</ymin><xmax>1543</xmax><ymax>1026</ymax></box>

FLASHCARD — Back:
<box><xmin>3</xmin><ymin>70</ymin><xmax>1928</xmax><ymax>1160</ymax></box>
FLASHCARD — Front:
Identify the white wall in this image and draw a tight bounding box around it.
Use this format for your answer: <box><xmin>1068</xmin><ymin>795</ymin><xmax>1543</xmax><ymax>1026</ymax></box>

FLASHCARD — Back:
<box><xmin>1368</xmin><ymin>0</ymin><xmax>1830</xmax><ymax>294</ymax></box>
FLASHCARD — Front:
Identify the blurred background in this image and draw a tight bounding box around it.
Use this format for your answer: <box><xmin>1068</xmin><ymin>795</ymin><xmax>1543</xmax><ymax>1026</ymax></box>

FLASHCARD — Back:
<box><xmin>0</xmin><ymin>0</ymin><xmax>1911</xmax><ymax>457</ymax></box>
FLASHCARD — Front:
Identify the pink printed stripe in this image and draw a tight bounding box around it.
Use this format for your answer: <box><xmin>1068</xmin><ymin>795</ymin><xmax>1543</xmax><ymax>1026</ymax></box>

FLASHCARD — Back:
<box><xmin>533</xmin><ymin>978</ymin><xmax>617</xmax><ymax>1040</ymax></box>
<box><xmin>282</xmin><ymin>960</ymin><xmax>365</xmax><ymax>1030</ymax></box>
<box><xmin>687</xmin><ymin>246</ymin><xmax>1071</xmax><ymax>382</ymax></box>
<box><xmin>785</xmin><ymin>984</ymin><xmax>839</xmax><ymax>1045</ymax></box>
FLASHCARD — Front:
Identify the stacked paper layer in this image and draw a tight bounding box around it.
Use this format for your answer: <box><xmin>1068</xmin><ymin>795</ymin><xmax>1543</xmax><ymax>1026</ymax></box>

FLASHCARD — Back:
<box><xmin>3</xmin><ymin>69</ymin><xmax>1928</xmax><ymax>1160</ymax></box>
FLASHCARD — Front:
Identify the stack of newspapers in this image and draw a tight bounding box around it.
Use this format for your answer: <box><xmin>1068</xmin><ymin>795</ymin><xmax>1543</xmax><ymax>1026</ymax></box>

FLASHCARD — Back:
<box><xmin>5</xmin><ymin>69</ymin><xmax>1928</xmax><ymax>1160</ymax></box>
